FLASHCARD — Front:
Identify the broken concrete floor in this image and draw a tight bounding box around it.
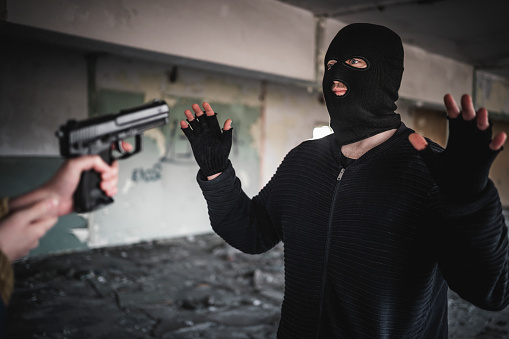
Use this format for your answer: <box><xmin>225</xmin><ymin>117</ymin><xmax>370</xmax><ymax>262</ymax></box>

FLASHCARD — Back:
<box><xmin>5</xmin><ymin>233</ymin><xmax>509</xmax><ymax>338</ymax></box>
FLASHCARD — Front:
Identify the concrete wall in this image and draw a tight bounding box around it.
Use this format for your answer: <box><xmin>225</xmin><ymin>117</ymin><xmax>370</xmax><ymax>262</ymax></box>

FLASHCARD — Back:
<box><xmin>1</xmin><ymin>0</ymin><xmax>507</xmax><ymax>254</ymax></box>
<box><xmin>4</xmin><ymin>0</ymin><xmax>316</xmax><ymax>82</ymax></box>
<box><xmin>0</xmin><ymin>40</ymin><xmax>88</xmax><ymax>155</ymax></box>
<box><xmin>476</xmin><ymin>70</ymin><xmax>509</xmax><ymax>115</ymax></box>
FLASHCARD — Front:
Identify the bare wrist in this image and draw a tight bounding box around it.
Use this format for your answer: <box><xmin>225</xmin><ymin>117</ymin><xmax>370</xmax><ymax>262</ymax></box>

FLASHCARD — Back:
<box><xmin>9</xmin><ymin>186</ymin><xmax>48</xmax><ymax>213</ymax></box>
<box><xmin>207</xmin><ymin>173</ymin><xmax>222</xmax><ymax>180</ymax></box>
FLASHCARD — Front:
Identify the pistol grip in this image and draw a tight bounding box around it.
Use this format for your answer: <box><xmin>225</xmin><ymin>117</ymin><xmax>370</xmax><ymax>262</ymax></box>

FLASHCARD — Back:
<box><xmin>73</xmin><ymin>149</ymin><xmax>114</xmax><ymax>213</ymax></box>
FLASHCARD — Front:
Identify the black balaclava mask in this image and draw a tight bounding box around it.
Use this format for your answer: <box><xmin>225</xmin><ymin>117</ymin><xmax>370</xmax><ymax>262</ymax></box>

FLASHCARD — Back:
<box><xmin>323</xmin><ymin>23</ymin><xmax>404</xmax><ymax>146</ymax></box>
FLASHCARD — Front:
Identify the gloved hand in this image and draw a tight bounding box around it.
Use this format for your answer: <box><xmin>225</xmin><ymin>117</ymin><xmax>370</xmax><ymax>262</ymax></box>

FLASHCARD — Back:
<box><xmin>409</xmin><ymin>94</ymin><xmax>506</xmax><ymax>201</ymax></box>
<box><xmin>181</xmin><ymin>102</ymin><xmax>233</xmax><ymax>177</ymax></box>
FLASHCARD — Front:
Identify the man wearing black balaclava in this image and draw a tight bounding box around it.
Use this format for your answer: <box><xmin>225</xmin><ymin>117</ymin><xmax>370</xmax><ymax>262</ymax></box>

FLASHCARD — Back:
<box><xmin>323</xmin><ymin>23</ymin><xmax>403</xmax><ymax>146</ymax></box>
<box><xmin>180</xmin><ymin>23</ymin><xmax>509</xmax><ymax>338</ymax></box>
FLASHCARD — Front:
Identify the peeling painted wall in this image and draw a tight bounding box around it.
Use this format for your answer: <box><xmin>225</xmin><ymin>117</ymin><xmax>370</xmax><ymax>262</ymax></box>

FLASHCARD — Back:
<box><xmin>77</xmin><ymin>56</ymin><xmax>264</xmax><ymax>248</ymax></box>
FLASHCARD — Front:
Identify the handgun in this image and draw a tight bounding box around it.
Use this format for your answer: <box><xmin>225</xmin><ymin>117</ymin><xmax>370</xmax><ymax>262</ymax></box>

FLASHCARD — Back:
<box><xmin>56</xmin><ymin>99</ymin><xmax>170</xmax><ymax>212</ymax></box>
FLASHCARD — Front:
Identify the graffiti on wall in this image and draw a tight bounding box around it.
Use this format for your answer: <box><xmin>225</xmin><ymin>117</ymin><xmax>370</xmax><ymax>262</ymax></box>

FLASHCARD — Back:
<box><xmin>132</xmin><ymin>162</ymin><xmax>163</xmax><ymax>182</ymax></box>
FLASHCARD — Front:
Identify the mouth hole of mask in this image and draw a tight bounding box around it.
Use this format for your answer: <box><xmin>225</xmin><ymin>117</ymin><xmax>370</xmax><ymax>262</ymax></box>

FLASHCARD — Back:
<box><xmin>332</xmin><ymin>81</ymin><xmax>349</xmax><ymax>97</ymax></box>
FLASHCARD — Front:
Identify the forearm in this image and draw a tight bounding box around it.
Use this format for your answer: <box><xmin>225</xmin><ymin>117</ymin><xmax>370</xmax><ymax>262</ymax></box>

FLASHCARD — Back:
<box><xmin>437</xmin><ymin>181</ymin><xmax>509</xmax><ymax>310</ymax></box>
<box><xmin>198</xmin><ymin>162</ymin><xmax>280</xmax><ymax>254</ymax></box>
<box><xmin>8</xmin><ymin>186</ymin><xmax>52</xmax><ymax>213</ymax></box>
<box><xmin>207</xmin><ymin>172</ymin><xmax>222</xmax><ymax>180</ymax></box>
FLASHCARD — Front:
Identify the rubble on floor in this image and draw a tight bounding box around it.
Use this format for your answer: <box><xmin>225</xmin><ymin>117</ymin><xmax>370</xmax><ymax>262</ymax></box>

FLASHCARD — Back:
<box><xmin>5</xmin><ymin>233</ymin><xmax>509</xmax><ymax>338</ymax></box>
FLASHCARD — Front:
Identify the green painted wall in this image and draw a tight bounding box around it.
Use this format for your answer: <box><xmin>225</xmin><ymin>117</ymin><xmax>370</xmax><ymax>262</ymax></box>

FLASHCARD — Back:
<box><xmin>89</xmin><ymin>95</ymin><xmax>261</xmax><ymax>248</ymax></box>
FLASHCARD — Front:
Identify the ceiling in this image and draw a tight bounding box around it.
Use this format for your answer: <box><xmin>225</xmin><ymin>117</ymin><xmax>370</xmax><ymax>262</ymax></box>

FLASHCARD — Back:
<box><xmin>276</xmin><ymin>0</ymin><xmax>509</xmax><ymax>79</ymax></box>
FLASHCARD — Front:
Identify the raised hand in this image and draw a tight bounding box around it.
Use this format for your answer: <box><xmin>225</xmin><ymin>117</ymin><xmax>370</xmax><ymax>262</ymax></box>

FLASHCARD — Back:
<box><xmin>409</xmin><ymin>94</ymin><xmax>507</xmax><ymax>201</ymax></box>
<box><xmin>180</xmin><ymin>102</ymin><xmax>233</xmax><ymax>180</ymax></box>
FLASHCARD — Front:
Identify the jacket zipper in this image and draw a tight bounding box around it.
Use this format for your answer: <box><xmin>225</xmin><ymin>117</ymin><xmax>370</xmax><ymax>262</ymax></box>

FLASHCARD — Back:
<box><xmin>316</xmin><ymin>167</ymin><xmax>345</xmax><ymax>338</ymax></box>
<box><xmin>337</xmin><ymin>167</ymin><xmax>345</xmax><ymax>180</ymax></box>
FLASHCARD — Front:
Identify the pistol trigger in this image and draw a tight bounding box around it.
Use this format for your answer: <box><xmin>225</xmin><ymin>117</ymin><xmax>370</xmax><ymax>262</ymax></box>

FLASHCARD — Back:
<box><xmin>116</xmin><ymin>139</ymin><xmax>126</xmax><ymax>154</ymax></box>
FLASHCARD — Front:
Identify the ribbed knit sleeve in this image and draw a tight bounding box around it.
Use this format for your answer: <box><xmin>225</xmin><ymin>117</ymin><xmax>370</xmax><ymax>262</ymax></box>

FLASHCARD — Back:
<box><xmin>433</xmin><ymin>180</ymin><xmax>509</xmax><ymax>311</ymax></box>
<box><xmin>197</xmin><ymin>161</ymin><xmax>281</xmax><ymax>254</ymax></box>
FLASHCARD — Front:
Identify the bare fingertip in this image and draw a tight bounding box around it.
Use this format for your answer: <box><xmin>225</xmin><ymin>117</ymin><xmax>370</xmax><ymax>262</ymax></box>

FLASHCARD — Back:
<box><xmin>408</xmin><ymin>133</ymin><xmax>428</xmax><ymax>151</ymax></box>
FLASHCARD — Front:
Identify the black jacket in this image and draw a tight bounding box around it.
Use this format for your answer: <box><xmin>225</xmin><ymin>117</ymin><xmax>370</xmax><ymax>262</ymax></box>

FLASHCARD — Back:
<box><xmin>198</xmin><ymin>124</ymin><xmax>509</xmax><ymax>338</ymax></box>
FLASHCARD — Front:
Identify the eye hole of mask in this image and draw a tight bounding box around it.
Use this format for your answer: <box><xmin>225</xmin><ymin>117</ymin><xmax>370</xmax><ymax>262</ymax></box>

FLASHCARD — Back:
<box><xmin>343</xmin><ymin>57</ymin><xmax>369</xmax><ymax>70</ymax></box>
<box><xmin>326</xmin><ymin>59</ymin><xmax>338</xmax><ymax>71</ymax></box>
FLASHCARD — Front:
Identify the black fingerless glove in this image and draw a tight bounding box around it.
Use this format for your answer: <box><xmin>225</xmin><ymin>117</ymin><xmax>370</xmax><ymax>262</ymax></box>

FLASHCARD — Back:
<box><xmin>182</xmin><ymin>113</ymin><xmax>232</xmax><ymax>177</ymax></box>
<box><xmin>417</xmin><ymin>115</ymin><xmax>501</xmax><ymax>201</ymax></box>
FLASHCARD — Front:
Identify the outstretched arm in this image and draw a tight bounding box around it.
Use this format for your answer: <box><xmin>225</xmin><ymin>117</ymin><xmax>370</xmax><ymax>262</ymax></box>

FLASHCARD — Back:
<box><xmin>9</xmin><ymin>155</ymin><xmax>120</xmax><ymax>217</ymax></box>
<box><xmin>1</xmin><ymin>154</ymin><xmax>122</xmax><ymax>262</ymax></box>
<box><xmin>181</xmin><ymin>102</ymin><xmax>280</xmax><ymax>253</ymax></box>
<box><xmin>410</xmin><ymin>93</ymin><xmax>509</xmax><ymax>310</ymax></box>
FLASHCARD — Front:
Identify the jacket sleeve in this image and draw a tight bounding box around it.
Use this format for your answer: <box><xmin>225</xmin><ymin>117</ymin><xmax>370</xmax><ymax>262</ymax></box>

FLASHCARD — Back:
<box><xmin>434</xmin><ymin>180</ymin><xmax>509</xmax><ymax>311</ymax></box>
<box><xmin>197</xmin><ymin>161</ymin><xmax>281</xmax><ymax>254</ymax></box>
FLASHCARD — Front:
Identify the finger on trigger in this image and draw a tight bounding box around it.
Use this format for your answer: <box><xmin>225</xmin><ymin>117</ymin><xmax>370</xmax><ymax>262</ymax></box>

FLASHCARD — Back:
<box><xmin>121</xmin><ymin>141</ymin><xmax>133</xmax><ymax>152</ymax></box>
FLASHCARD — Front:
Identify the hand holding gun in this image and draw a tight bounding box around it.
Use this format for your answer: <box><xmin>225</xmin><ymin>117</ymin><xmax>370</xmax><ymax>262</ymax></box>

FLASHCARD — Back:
<box><xmin>56</xmin><ymin>100</ymin><xmax>170</xmax><ymax>212</ymax></box>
